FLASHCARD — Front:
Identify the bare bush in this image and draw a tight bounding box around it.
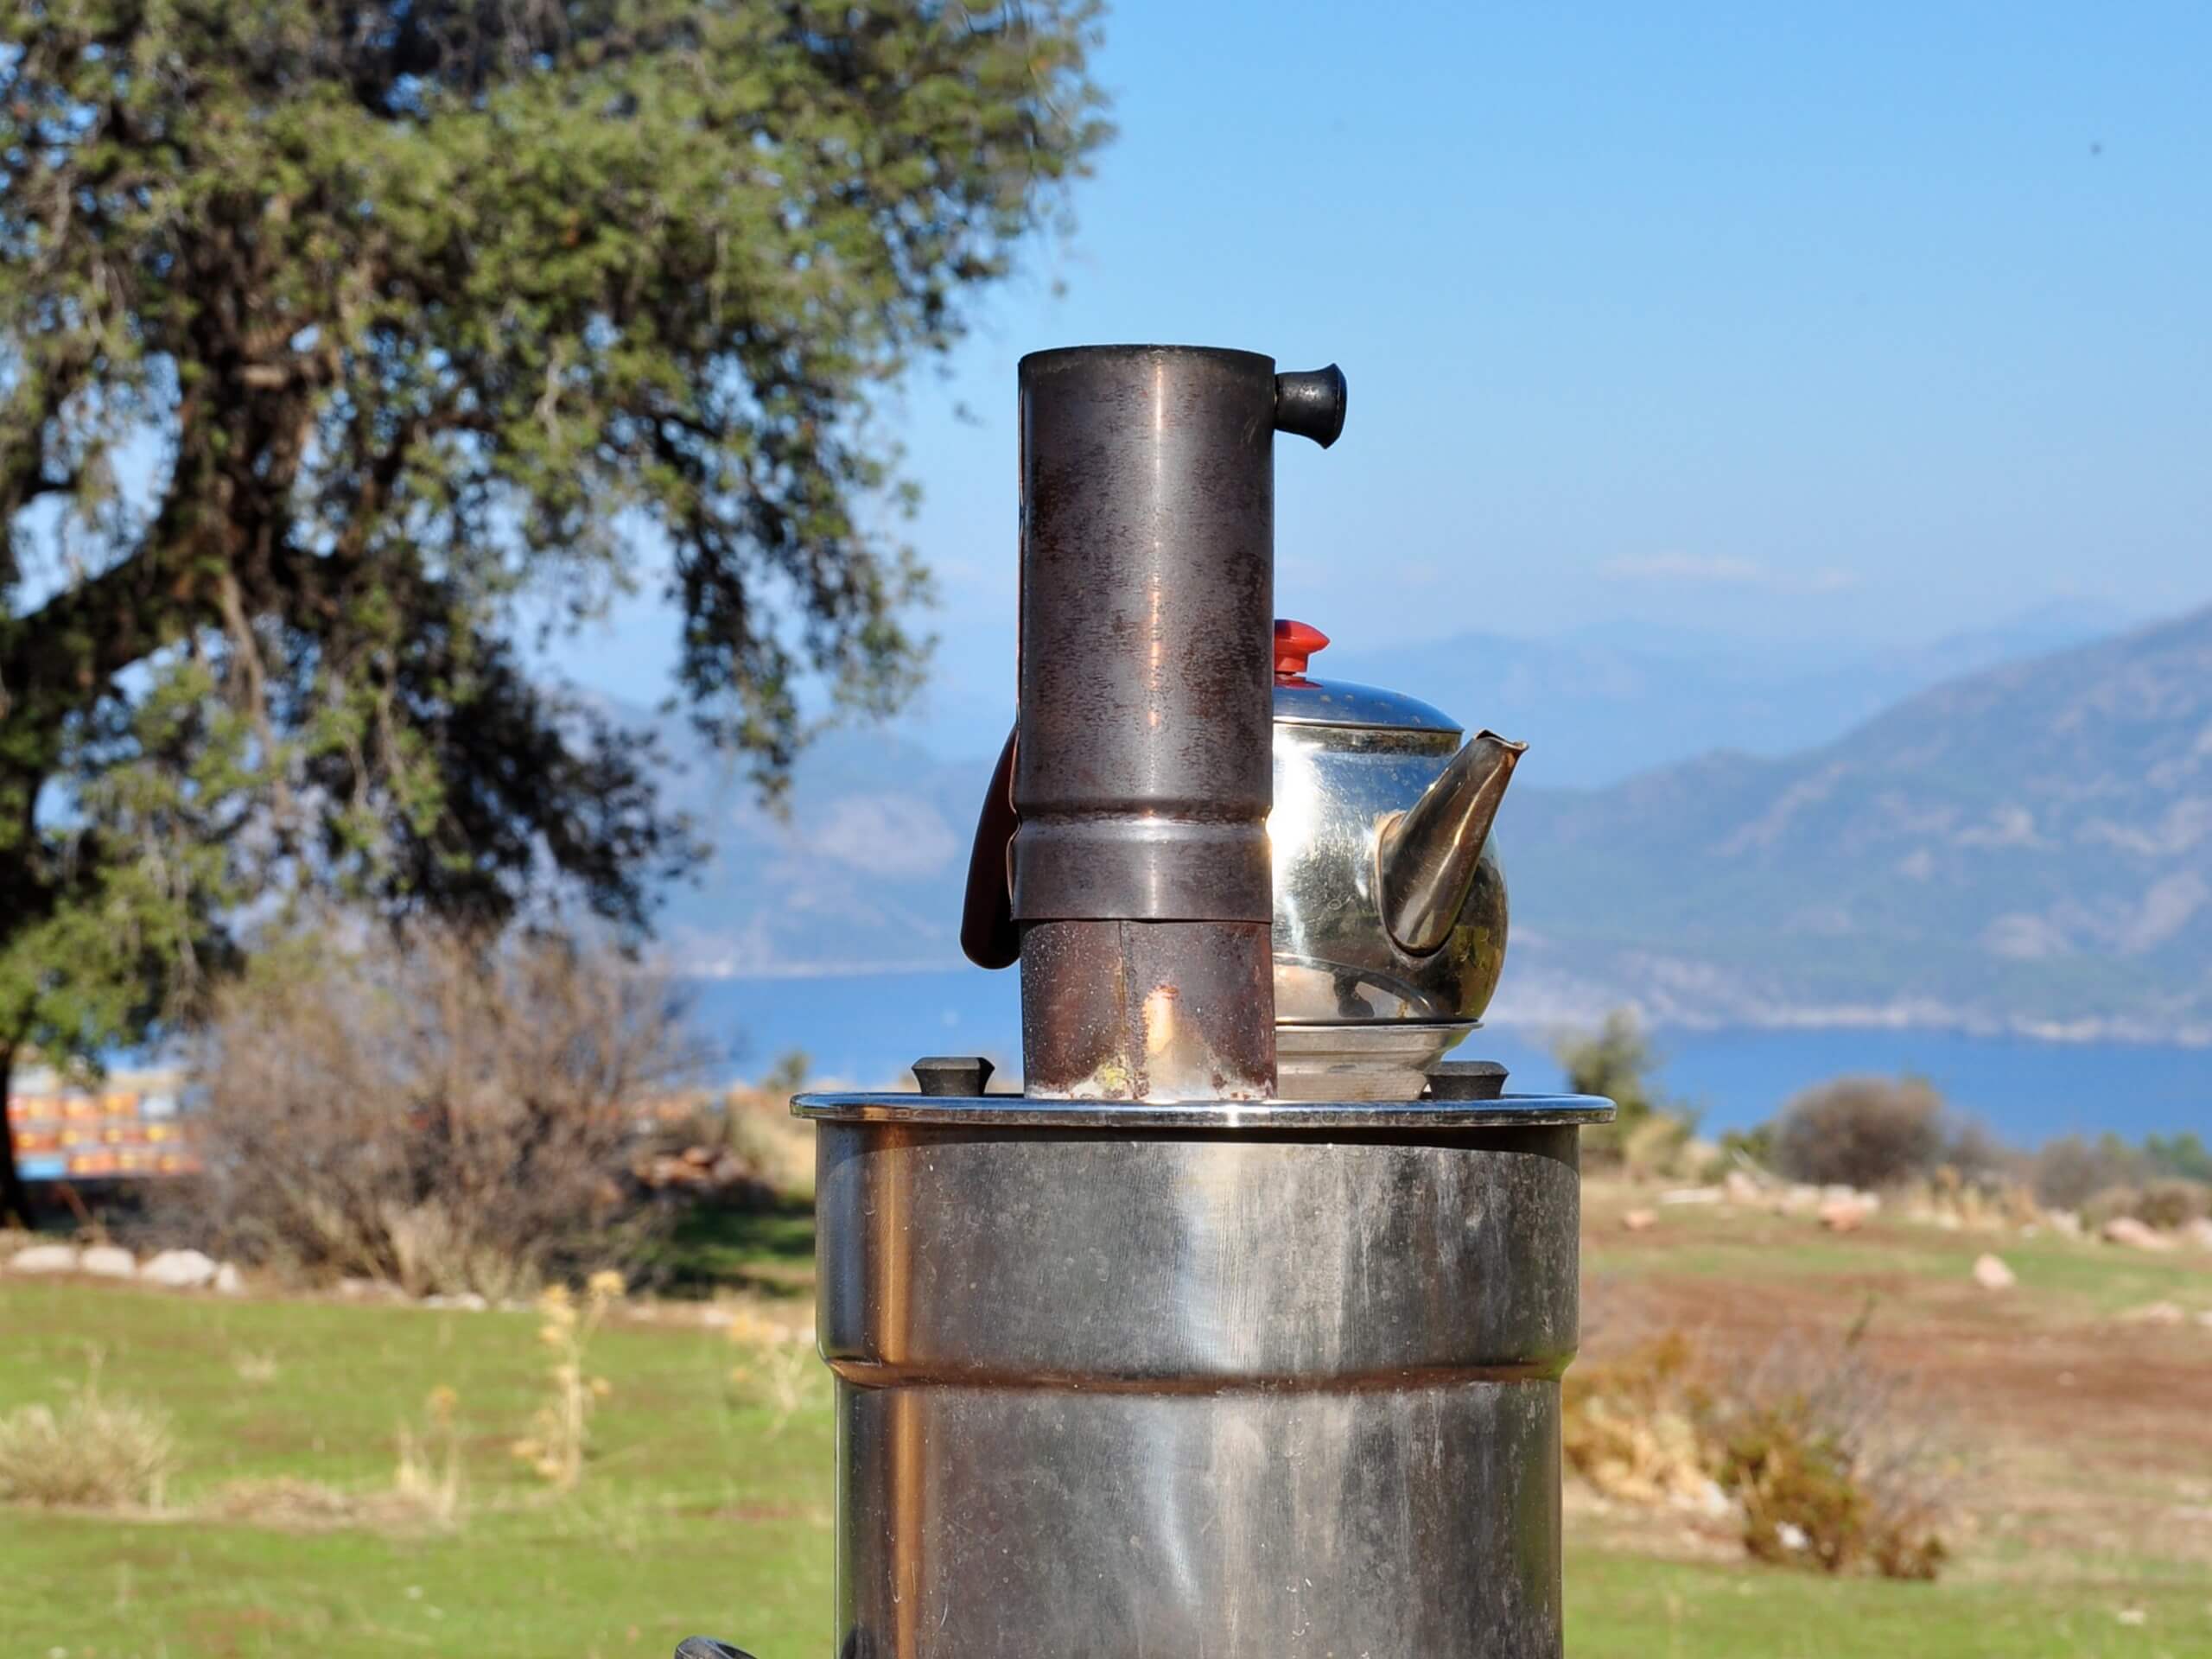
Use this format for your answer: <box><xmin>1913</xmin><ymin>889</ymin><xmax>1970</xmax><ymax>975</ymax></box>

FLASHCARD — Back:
<box><xmin>2081</xmin><ymin>1179</ymin><xmax>2212</xmax><ymax>1232</ymax></box>
<box><xmin>1770</xmin><ymin>1077</ymin><xmax>1946</xmax><ymax>1192</ymax></box>
<box><xmin>1715</xmin><ymin>1332</ymin><xmax>1955</xmax><ymax>1580</ymax></box>
<box><xmin>2133</xmin><ymin>1179</ymin><xmax>2210</xmax><ymax>1230</ymax></box>
<box><xmin>0</xmin><ymin>1372</ymin><xmax>176</xmax><ymax>1510</ymax></box>
<box><xmin>1563</xmin><ymin>1325</ymin><xmax>1957</xmax><ymax>1580</ymax></box>
<box><xmin>175</xmin><ymin>922</ymin><xmax>705</xmax><ymax>1298</ymax></box>
<box><xmin>2031</xmin><ymin>1135</ymin><xmax>2145</xmax><ymax>1211</ymax></box>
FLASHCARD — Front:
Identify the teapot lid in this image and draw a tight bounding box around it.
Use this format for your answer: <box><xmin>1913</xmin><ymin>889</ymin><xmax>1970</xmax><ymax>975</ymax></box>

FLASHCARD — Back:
<box><xmin>1272</xmin><ymin>619</ymin><xmax>1460</xmax><ymax>734</ymax></box>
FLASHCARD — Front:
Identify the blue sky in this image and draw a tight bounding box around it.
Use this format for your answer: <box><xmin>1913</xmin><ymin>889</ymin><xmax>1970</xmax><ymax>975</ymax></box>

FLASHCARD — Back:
<box><xmin>555</xmin><ymin>1</ymin><xmax>2212</xmax><ymax>751</ymax></box>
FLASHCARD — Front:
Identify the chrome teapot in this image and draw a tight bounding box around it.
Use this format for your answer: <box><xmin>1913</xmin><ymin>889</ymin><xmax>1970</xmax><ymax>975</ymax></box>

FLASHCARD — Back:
<box><xmin>962</xmin><ymin>619</ymin><xmax>1522</xmax><ymax>1099</ymax></box>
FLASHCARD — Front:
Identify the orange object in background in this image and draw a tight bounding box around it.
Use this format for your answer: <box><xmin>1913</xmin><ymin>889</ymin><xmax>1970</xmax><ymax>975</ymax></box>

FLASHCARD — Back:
<box><xmin>61</xmin><ymin>1096</ymin><xmax>99</xmax><ymax>1120</ymax></box>
<box><xmin>67</xmin><ymin>1150</ymin><xmax>120</xmax><ymax>1177</ymax></box>
<box><xmin>102</xmin><ymin>1092</ymin><xmax>139</xmax><ymax>1116</ymax></box>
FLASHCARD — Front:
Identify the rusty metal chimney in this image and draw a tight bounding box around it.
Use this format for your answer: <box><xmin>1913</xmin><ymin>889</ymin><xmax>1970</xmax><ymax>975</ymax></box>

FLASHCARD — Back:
<box><xmin>1009</xmin><ymin>345</ymin><xmax>1345</xmax><ymax>1100</ymax></box>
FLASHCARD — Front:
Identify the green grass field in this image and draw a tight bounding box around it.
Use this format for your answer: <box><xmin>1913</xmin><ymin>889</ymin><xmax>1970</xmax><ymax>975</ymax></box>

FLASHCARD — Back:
<box><xmin>4</xmin><ymin>1192</ymin><xmax>2210</xmax><ymax>1658</ymax></box>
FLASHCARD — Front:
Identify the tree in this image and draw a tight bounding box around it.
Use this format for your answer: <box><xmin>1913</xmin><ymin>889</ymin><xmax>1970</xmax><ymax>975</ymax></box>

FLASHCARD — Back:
<box><xmin>1554</xmin><ymin>1008</ymin><xmax>1692</xmax><ymax>1168</ymax></box>
<box><xmin>0</xmin><ymin>2</ymin><xmax>1109</xmax><ymax>1218</ymax></box>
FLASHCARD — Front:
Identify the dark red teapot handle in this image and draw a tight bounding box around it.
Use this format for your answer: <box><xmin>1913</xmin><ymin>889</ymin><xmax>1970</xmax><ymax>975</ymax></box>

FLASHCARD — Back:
<box><xmin>958</xmin><ymin>723</ymin><xmax>1021</xmax><ymax>969</ymax></box>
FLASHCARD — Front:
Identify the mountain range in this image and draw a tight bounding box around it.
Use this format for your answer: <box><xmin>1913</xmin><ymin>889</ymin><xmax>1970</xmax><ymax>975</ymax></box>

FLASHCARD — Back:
<box><xmin>645</xmin><ymin>601</ymin><xmax>2212</xmax><ymax>1043</ymax></box>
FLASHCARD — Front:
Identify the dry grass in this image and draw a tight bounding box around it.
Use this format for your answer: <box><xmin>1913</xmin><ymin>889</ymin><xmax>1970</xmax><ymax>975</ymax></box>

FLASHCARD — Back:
<box><xmin>510</xmin><ymin>1274</ymin><xmax>623</xmax><ymax>1491</ymax></box>
<box><xmin>0</xmin><ymin>1369</ymin><xmax>177</xmax><ymax>1510</ymax></box>
<box><xmin>725</xmin><ymin>1306</ymin><xmax>821</xmax><ymax>1432</ymax></box>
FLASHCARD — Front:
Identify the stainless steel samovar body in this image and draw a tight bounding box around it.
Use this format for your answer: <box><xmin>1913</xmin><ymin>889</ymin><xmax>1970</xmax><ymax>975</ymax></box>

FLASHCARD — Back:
<box><xmin>802</xmin><ymin>1092</ymin><xmax>1605</xmax><ymax>1659</ymax></box>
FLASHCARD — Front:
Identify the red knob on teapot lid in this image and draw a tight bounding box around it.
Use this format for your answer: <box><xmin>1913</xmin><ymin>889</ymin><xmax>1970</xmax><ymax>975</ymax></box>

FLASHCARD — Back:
<box><xmin>1274</xmin><ymin>618</ymin><xmax>1330</xmax><ymax>680</ymax></box>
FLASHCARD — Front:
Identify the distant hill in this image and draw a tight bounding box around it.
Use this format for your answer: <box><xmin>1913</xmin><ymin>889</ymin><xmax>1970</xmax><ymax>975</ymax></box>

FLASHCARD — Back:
<box><xmin>1495</xmin><ymin>605</ymin><xmax>2212</xmax><ymax>1041</ymax></box>
<box><xmin>648</xmin><ymin>727</ymin><xmax>986</xmax><ymax>980</ymax></box>
<box><xmin>1319</xmin><ymin>598</ymin><xmax>2133</xmax><ymax>789</ymax></box>
<box><xmin>644</xmin><ymin>603</ymin><xmax>2212</xmax><ymax>1042</ymax></box>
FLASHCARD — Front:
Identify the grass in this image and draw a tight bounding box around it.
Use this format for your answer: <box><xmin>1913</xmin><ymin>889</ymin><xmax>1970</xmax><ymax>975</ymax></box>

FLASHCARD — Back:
<box><xmin>1568</xmin><ymin>1551</ymin><xmax>2212</xmax><ymax>1658</ymax></box>
<box><xmin>645</xmin><ymin>1196</ymin><xmax>817</xmax><ymax>1300</ymax></box>
<box><xmin>7</xmin><ymin>1186</ymin><xmax>2211</xmax><ymax>1658</ymax></box>
<box><xmin>0</xmin><ymin>1276</ymin><xmax>835</xmax><ymax>1658</ymax></box>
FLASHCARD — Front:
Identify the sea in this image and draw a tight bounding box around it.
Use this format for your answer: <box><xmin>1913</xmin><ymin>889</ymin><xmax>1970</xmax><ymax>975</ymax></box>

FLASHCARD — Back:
<box><xmin>686</xmin><ymin>970</ymin><xmax>2210</xmax><ymax>1148</ymax></box>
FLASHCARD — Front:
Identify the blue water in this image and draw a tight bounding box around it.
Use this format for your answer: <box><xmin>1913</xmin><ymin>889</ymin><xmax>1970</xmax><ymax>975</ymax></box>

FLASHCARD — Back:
<box><xmin>685</xmin><ymin>972</ymin><xmax>2210</xmax><ymax>1147</ymax></box>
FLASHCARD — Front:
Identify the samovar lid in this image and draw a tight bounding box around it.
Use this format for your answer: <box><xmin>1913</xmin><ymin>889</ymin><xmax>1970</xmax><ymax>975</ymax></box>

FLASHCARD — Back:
<box><xmin>1272</xmin><ymin>619</ymin><xmax>1461</xmax><ymax>733</ymax></box>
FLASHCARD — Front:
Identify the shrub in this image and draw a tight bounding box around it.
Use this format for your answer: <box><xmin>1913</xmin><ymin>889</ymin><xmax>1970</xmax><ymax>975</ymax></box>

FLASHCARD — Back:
<box><xmin>1562</xmin><ymin>1333</ymin><xmax>1712</xmax><ymax>1505</ymax></box>
<box><xmin>2031</xmin><ymin>1135</ymin><xmax>2145</xmax><ymax>1211</ymax></box>
<box><xmin>2082</xmin><ymin>1180</ymin><xmax>2210</xmax><ymax>1231</ymax></box>
<box><xmin>2134</xmin><ymin>1179</ymin><xmax>2211</xmax><ymax>1230</ymax></box>
<box><xmin>1562</xmin><ymin>1325</ymin><xmax>1955</xmax><ymax>1580</ymax></box>
<box><xmin>2144</xmin><ymin>1131</ymin><xmax>2212</xmax><ymax>1185</ymax></box>
<box><xmin>173</xmin><ymin>921</ymin><xmax>706</xmax><ymax>1298</ymax></box>
<box><xmin>1770</xmin><ymin>1077</ymin><xmax>1946</xmax><ymax>1191</ymax></box>
<box><xmin>1713</xmin><ymin>1333</ymin><xmax>1954</xmax><ymax>1580</ymax></box>
<box><xmin>0</xmin><ymin>1375</ymin><xmax>176</xmax><ymax>1510</ymax></box>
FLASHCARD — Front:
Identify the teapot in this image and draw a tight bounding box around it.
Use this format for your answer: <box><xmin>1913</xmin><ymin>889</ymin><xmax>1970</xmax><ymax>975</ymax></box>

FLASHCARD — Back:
<box><xmin>962</xmin><ymin>619</ymin><xmax>1523</xmax><ymax>1099</ymax></box>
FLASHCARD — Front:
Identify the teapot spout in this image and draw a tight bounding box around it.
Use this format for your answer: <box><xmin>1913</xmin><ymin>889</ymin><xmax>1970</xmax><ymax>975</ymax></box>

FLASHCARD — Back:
<box><xmin>1376</xmin><ymin>731</ymin><xmax>1528</xmax><ymax>956</ymax></box>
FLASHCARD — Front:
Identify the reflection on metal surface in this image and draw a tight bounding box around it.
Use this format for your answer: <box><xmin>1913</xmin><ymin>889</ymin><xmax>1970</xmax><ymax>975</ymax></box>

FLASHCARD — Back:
<box><xmin>1274</xmin><ymin>1019</ymin><xmax>1478</xmax><ymax>1100</ymax></box>
<box><xmin>1377</xmin><ymin>728</ymin><xmax>1526</xmax><ymax>956</ymax></box>
<box><xmin>1268</xmin><ymin>704</ymin><xmax>1513</xmax><ymax>1027</ymax></box>
<box><xmin>804</xmin><ymin>1095</ymin><xmax>1604</xmax><ymax>1657</ymax></box>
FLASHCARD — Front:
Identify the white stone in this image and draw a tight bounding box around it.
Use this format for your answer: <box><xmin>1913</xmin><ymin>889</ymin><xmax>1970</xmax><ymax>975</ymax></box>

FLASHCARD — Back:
<box><xmin>1776</xmin><ymin>1521</ymin><xmax>1810</xmax><ymax>1553</ymax></box>
<box><xmin>79</xmin><ymin>1244</ymin><xmax>137</xmax><ymax>1279</ymax></box>
<box><xmin>6</xmin><ymin>1243</ymin><xmax>81</xmax><ymax>1275</ymax></box>
<box><xmin>1660</xmin><ymin>1186</ymin><xmax>1724</xmax><ymax>1206</ymax></box>
<box><xmin>2119</xmin><ymin>1300</ymin><xmax>2187</xmax><ymax>1326</ymax></box>
<box><xmin>2102</xmin><ymin>1216</ymin><xmax>2176</xmax><ymax>1252</ymax></box>
<box><xmin>140</xmin><ymin>1249</ymin><xmax>219</xmax><ymax>1289</ymax></box>
<box><xmin>1723</xmin><ymin>1170</ymin><xmax>1763</xmax><ymax>1205</ymax></box>
<box><xmin>2049</xmin><ymin>1211</ymin><xmax>2082</xmax><ymax>1237</ymax></box>
<box><xmin>214</xmin><ymin>1262</ymin><xmax>245</xmax><ymax>1295</ymax></box>
<box><xmin>2184</xmin><ymin>1217</ymin><xmax>2212</xmax><ymax>1250</ymax></box>
<box><xmin>1971</xmin><ymin>1253</ymin><xmax>2017</xmax><ymax>1291</ymax></box>
<box><xmin>422</xmin><ymin>1291</ymin><xmax>487</xmax><ymax>1312</ymax></box>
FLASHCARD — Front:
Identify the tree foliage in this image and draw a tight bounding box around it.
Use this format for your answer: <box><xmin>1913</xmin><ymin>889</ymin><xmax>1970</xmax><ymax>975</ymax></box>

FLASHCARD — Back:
<box><xmin>0</xmin><ymin>1</ymin><xmax>1107</xmax><ymax>1211</ymax></box>
<box><xmin>1554</xmin><ymin>1008</ymin><xmax>1693</xmax><ymax>1167</ymax></box>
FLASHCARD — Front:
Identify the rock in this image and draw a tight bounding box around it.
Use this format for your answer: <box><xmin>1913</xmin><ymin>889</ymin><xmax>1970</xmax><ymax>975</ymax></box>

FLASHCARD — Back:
<box><xmin>6</xmin><ymin>1243</ymin><xmax>81</xmax><ymax>1275</ymax></box>
<box><xmin>1971</xmin><ymin>1253</ymin><xmax>2016</xmax><ymax>1291</ymax></box>
<box><xmin>1723</xmin><ymin>1170</ymin><xmax>1763</xmax><ymax>1205</ymax></box>
<box><xmin>2102</xmin><ymin>1216</ymin><xmax>2177</xmax><ymax>1251</ymax></box>
<box><xmin>1818</xmin><ymin>1195</ymin><xmax>1872</xmax><ymax>1233</ymax></box>
<box><xmin>140</xmin><ymin>1249</ymin><xmax>219</xmax><ymax>1289</ymax></box>
<box><xmin>1622</xmin><ymin>1209</ymin><xmax>1658</xmax><ymax>1233</ymax></box>
<box><xmin>1660</xmin><ymin>1186</ymin><xmax>1724</xmax><ymax>1206</ymax></box>
<box><xmin>422</xmin><ymin>1291</ymin><xmax>487</xmax><ymax>1312</ymax></box>
<box><xmin>79</xmin><ymin>1244</ymin><xmax>137</xmax><ymax>1279</ymax></box>
<box><xmin>2048</xmin><ymin>1210</ymin><xmax>2082</xmax><ymax>1237</ymax></box>
<box><xmin>214</xmin><ymin>1262</ymin><xmax>245</xmax><ymax>1296</ymax></box>
<box><xmin>2120</xmin><ymin>1301</ymin><xmax>2187</xmax><ymax>1325</ymax></box>
<box><xmin>1775</xmin><ymin>1520</ymin><xmax>1810</xmax><ymax>1553</ymax></box>
<box><xmin>2185</xmin><ymin>1217</ymin><xmax>2212</xmax><ymax>1250</ymax></box>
